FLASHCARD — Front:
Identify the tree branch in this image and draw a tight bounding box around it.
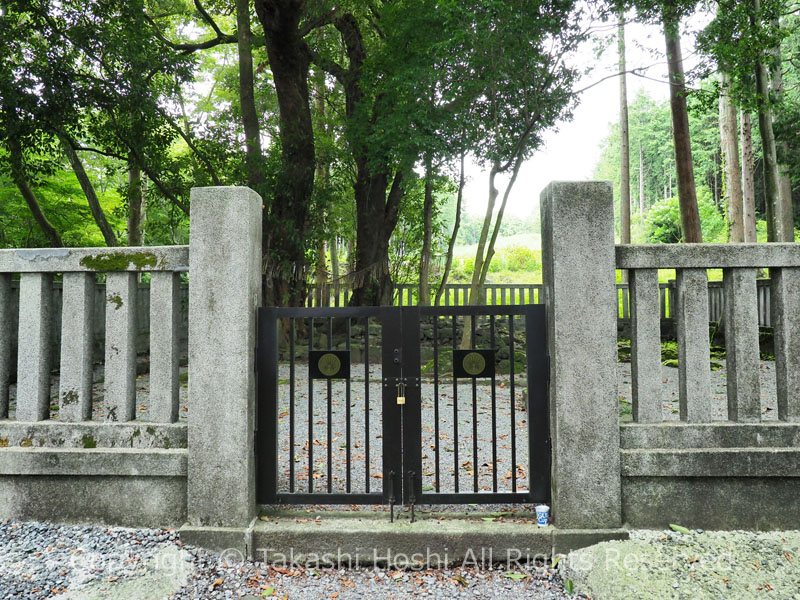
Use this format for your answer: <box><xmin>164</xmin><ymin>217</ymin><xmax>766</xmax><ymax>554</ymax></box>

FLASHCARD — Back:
<box><xmin>155</xmin><ymin>107</ymin><xmax>221</xmax><ymax>185</ymax></box>
<box><xmin>144</xmin><ymin>6</ymin><xmax>236</xmax><ymax>53</ymax></box>
<box><xmin>298</xmin><ymin>7</ymin><xmax>339</xmax><ymax>38</ymax></box>
<box><xmin>307</xmin><ymin>47</ymin><xmax>348</xmax><ymax>85</ymax></box>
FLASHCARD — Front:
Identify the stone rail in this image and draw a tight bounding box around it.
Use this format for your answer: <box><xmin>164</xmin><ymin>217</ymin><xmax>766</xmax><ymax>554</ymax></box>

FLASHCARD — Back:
<box><xmin>0</xmin><ymin>246</ymin><xmax>188</xmax><ymax>425</ymax></box>
<box><xmin>620</xmin><ymin>243</ymin><xmax>800</xmax><ymax>425</ymax></box>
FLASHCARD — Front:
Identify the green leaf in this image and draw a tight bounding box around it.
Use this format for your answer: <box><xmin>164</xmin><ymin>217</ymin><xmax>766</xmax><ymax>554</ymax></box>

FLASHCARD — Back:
<box><xmin>262</xmin><ymin>587</ymin><xmax>275</xmax><ymax>597</ymax></box>
<box><xmin>565</xmin><ymin>579</ymin><xmax>574</xmax><ymax>595</ymax></box>
<box><xmin>481</xmin><ymin>517</ymin><xmax>496</xmax><ymax>521</ymax></box>
<box><xmin>422</xmin><ymin>485</ymin><xmax>435</xmax><ymax>491</ymax></box>
<box><xmin>669</xmin><ymin>524</ymin><xmax>693</xmax><ymax>535</ymax></box>
<box><xmin>503</xmin><ymin>572</ymin><xmax>527</xmax><ymax>580</ymax></box>
<box><xmin>551</xmin><ymin>556</ymin><xmax>562</xmax><ymax>569</ymax></box>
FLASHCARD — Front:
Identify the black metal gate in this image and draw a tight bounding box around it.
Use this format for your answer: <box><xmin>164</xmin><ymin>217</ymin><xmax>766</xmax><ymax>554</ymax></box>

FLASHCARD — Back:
<box><xmin>256</xmin><ymin>304</ymin><xmax>549</xmax><ymax>510</ymax></box>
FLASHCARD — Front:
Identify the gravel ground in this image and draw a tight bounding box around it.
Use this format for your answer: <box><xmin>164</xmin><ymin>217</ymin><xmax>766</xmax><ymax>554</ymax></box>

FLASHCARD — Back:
<box><xmin>0</xmin><ymin>520</ymin><xmax>580</xmax><ymax>600</ymax></box>
<box><xmin>7</xmin><ymin>362</ymin><xmax>190</xmax><ymax>422</ymax></box>
<box><xmin>616</xmin><ymin>359</ymin><xmax>780</xmax><ymax>421</ymax></box>
<box><xmin>0</xmin><ymin>520</ymin><xmax>180</xmax><ymax>599</ymax></box>
<box><xmin>275</xmin><ymin>363</ymin><xmax>530</xmax><ymax>497</ymax></box>
<box><xmin>563</xmin><ymin>528</ymin><xmax>800</xmax><ymax>599</ymax></box>
<box><xmin>4</xmin><ymin>520</ymin><xmax>798</xmax><ymax>600</ymax></box>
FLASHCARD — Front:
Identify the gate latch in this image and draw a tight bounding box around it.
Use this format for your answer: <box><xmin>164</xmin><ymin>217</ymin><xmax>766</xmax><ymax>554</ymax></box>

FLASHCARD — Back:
<box><xmin>396</xmin><ymin>381</ymin><xmax>406</xmax><ymax>405</ymax></box>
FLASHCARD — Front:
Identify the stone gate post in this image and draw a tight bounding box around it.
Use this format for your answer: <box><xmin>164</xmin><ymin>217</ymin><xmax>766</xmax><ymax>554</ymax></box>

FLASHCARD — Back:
<box><xmin>181</xmin><ymin>187</ymin><xmax>262</xmax><ymax>553</ymax></box>
<box><xmin>540</xmin><ymin>181</ymin><xmax>622</xmax><ymax>529</ymax></box>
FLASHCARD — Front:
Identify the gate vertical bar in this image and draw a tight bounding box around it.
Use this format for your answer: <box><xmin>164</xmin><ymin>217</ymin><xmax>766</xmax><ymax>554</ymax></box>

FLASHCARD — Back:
<box><xmin>451</xmin><ymin>315</ymin><xmax>459</xmax><ymax>493</ymax></box>
<box><xmin>471</xmin><ymin>315</ymin><xmax>479</xmax><ymax>492</ymax></box>
<box><xmin>308</xmin><ymin>317</ymin><xmax>314</xmax><ymax>492</ymax></box>
<box><xmin>289</xmin><ymin>319</ymin><xmax>296</xmax><ymax>492</ymax></box>
<box><xmin>326</xmin><ymin>318</ymin><xmax>333</xmax><ymax>493</ymax></box>
<box><xmin>381</xmin><ymin>308</ymin><xmax>403</xmax><ymax>505</ymax></box>
<box><xmin>433</xmin><ymin>316</ymin><xmax>441</xmax><ymax>492</ymax></box>
<box><xmin>401</xmin><ymin>307</ymin><xmax>422</xmax><ymax>505</ymax></box>
<box><xmin>364</xmin><ymin>318</ymin><xmax>371</xmax><ymax>494</ymax></box>
<box><xmin>509</xmin><ymin>314</ymin><xmax>517</xmax><ymax>492</ymax></box>
<box><xmin>257</xmin><ymin>307</ymin><xmax>279</xmax><ymax>503</ymax></box>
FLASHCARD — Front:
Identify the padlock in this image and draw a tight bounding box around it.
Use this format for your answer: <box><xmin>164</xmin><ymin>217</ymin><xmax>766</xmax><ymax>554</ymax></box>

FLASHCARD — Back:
<box><xmin>396</xmin><ymin>381</ymin><xmax>406</xmax><ymax>405</ymax></box>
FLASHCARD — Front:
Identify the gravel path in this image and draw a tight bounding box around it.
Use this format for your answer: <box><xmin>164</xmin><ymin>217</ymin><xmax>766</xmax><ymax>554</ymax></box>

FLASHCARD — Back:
<box><xmin>0</xmin><ymin>520</ymin><xmax>580</xmax><ymax>600</ymax></box>
<box><xmin>275</xmin><ymin>363</ymin><xmax>530</xmax><ymax>497</ymax></box>
<box><xmin>563</xmin><ymin>528</ymin><xmax>800</xmax><ymax>599</ymax></box>
<box><xmin>616</xmin><ymin>359</ymin><xmax>780</xmax><ymax>421</ymax></box>
<box><xmin>7</xmin><ymin>363</ymin><xmax>190</xmax><ymax>422</ymax></box>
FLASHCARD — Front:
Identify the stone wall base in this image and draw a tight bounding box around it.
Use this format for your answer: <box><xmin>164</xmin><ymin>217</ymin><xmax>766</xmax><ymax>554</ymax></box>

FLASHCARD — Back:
<box><xmin>622</xmin><ymin>476</ymin><xmax>800</xmax><ymax>530</ymax></box>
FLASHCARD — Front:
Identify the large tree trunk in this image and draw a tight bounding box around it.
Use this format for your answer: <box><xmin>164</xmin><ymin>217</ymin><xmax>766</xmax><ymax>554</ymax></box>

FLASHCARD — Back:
<box><xmin>418</xmin><ymin>156</ymin><xmax>434</xmax><ymax>306</ymax></box>
<box><xmin>313</xmin><ymin>52</ymin><xmax>329</xmax><ymax>308</ymax></box>
<box><xmin>349</xmin><ymin>169</ymin><xmax>405</xmax><ymax>306</ymax></box>
<box><xmin>740</xmin><ymin>111</ymin><xmax>758</xmax><ymax>242</ymax></box>
<box><xmin>770</xmin><ymin>32</ymin><xmax>794</xmax><ymax>241</ymax></box>
<box><xmin>618</xmin><ymin>8</ymin><xmax>631</xmax><ymax>247</ymax></box>
<box><xmin>127</xmin><ymin>166</ymin><xmax>145</xmax><ymax>246</ymax></box>
<box><xmin>254</xmin><ymin>0</ymin><xmax>315</xmax><ymax>306</ymax></box>
<box><xmin>324</xmin><ymin>13</ymin><xmax>406</xmax><ymax>306</ymax></box>
<box><xmin>664</xmin><ymin>3</ymin><xmax>702</xmax><ymax>242</ymax></box>
<box><xmin>755</xmin><ymin>59</ymin><xmax>782</xmax><ymax>242</ymax></box>
<box><xmin>719</xmin><ymin>72</ymin><xmax>744</xmax><ymax>242</ymax></box>
<box><xmin>750</xmin><ymin>0</ymin><xmax>784</xmax><ymax>242</ymax></box>
<box><xmin>237</xmin><ymin>0</ymin><xmax>265</xmax><ymax>190</ymax></box>
<box><xmin>435</xmin><ymin>153</ymin><xmax>465</xmax><ymax>306</ymax></box>
<box><xmin>59</xmin><ymin>134</ymin><xmax>119</xmax><ymax>246</ymax></box>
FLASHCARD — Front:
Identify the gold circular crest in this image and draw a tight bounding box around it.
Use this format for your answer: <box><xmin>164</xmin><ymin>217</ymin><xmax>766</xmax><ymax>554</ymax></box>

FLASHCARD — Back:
<box><xmin>462</xmin><ymin>352</ymin><xmax>486</xmax><ymax>376</ymax></box>
<box><xmin>318</xmin><ymin>353</ymin><xmax>341</xmax><ymax>377</ymax></box>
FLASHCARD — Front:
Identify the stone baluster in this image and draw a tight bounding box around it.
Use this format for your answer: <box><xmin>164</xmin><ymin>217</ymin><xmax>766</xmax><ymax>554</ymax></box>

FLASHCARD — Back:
<box><xmin>676</xmin><ymin>268</ymin><xmax>713</xmax><ymax>422</ymax></box>
<box><xmin>104</xmin><ymin>272</ymin><xmax>137</xmax><ymax>422</ymax></box>
<box><xmin>723</xmin><ymin>268</ymin><xmax>761</xmax><ymax>422</ymax></box>
<box><xmin>149</xmin><ymin>272</ymin><xmax>181</xmax><ymax>423</ymax></box>
<box><xmin>59</xmin><ymin>272</ymin><xmax>95</xmax><ymax>421</ymax></box>
<box><xmin>629</xmin><ymin>268</ymin><xmax>662</xmax><ymax>423</ymax></box>
<box><xmin>16</xmin><ymin>273</ymin><xmax>53</xmax><ymax>421</ymax></box>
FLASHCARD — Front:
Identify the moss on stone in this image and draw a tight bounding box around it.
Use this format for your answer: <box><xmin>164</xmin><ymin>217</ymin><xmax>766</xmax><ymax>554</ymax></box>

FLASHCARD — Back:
<box><xmin>80</xmin><ymin>251</ymin><xmax>158</xmax><ymax>272</ymax></box>
<box><xmin>61</xmin><ymin>390</ymin><xmax>79</xmax><ymax>406</ymax></box>
<box><xmin>20</xmin><ymin>438</ymin><xmax>32</xmax><ymax>447</ymax></box>
<box><xmin>82</xmin><ymin>434</ymin><xmax>97</xmax><ymax>449</ymax></box>
<box><xmin>107</xmin><ymin>294</ymin><xmax>123</xmax><ymax>310</ymax></box>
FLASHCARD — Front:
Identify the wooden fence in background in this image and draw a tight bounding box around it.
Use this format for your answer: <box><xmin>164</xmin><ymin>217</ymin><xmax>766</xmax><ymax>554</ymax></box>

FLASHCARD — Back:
<box><xmin>307</xmin><ymin>279</ymin><xmax>774</xmax><ymax>326</ymax></box>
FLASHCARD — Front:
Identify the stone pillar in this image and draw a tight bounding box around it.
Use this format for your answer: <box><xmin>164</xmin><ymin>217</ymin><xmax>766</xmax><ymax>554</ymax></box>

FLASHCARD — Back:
<box><xmin>59</xmin><ymin>272</ymin><xmax>95</xmax><ymax>421</ymax></box>
<box><xmin>16</xmin><ymin>273</ymin><xmax>53</xmax><ymax>422</ymax></box>
<box><xmin>183</xmin><ymin>187</ymin><xmax>262</xmax><ymax>554</ymax></box>
<box><xmin>104</xmin><ymin>272</ymin><xmax>138</xmax><ymax>422</ymax></box>
<box><xmin>149</xmin><ymin>272</ymin><xmax>180</xmax><ymax>423</ymax></box>
<box><xmin>0</xmin><ymin>274</ymin><xmax>11</xmax><ymax>418</ymax></box>
<box><xmin>540</xmin><ymin>181</ymin><xmax>622</xmax><ymax>529</ymax></box>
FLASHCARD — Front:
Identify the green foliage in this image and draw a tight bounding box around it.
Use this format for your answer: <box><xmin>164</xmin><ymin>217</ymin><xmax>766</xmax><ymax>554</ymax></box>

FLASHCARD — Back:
<box><xmin>0</xmin><ymin>171</ymin><xmax>125</xmax><ymax>248</ymax></box>
<box><xmin>644</xmin><ymin>188</ymin><xmax>727</xmax><ymax>244</ymax></box>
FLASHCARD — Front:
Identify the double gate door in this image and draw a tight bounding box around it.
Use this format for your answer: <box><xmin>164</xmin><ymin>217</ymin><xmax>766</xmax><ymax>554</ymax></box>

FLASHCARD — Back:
<box><xmin>256</xmin><ymin>304</ymin><xmax>549</xmax><ymax>510</ymax></box>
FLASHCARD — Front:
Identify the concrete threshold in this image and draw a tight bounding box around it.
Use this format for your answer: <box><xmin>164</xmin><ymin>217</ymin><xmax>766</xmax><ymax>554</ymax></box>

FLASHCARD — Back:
<box><xmin>247</xmin><ymin>511</ymin><xmax>628</xmax><ymax>566</ymax></box>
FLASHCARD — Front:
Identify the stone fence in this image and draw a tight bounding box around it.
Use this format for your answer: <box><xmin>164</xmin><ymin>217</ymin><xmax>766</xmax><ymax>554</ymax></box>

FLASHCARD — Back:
<box><xmin>0</xmin><ymin>183</ymin><xmax>797</xmax><ymax>559</ymax></box>
<box><xmin>542</xmin><ymin>181</ymin><xmax>800</xmax><ymax>532</ymax></box>
<box><xmin>0</xmin><ymin>187</ymin><xmax>261</xmax><ymax>548</ymax></box>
